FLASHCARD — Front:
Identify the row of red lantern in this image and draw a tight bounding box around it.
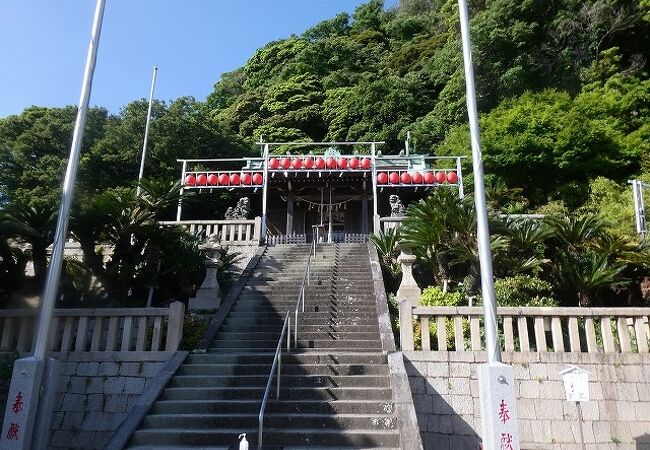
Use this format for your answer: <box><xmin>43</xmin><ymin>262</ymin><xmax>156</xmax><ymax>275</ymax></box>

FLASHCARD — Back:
<box><xmin>184</xmin><ymin>173</ymin><xmax>264</xmax><ymax>187</ymax></box>
<box><xmin>377</xmin><ymin>171</ymin><xmax>459</xmax><ymax>185</ymax></box>
<box><xmin>268</xmin><ymin>156</ymin><xmax>372</xmax><ymax>170</ymax></box>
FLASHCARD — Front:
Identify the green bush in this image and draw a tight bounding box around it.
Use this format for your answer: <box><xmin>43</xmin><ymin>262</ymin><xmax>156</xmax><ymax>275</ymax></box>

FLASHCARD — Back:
<box><xmin>418</xmin><ymin>287</ymin><xmax>467</xmax><ymax>350</ymax></box>
<box><xmin>419</xmin><ymin>286</ymin><xmax>464</xmax><ymax>307</ymax></box>
<box><xmin>179</xmin><ymin>314</ymin><xmax>210</xmax><ymax>351</ymax></box>
<box><xmin>493</xmin><ymin>275</ymin><xmax>557</xmax><ymax>307</ymax></box>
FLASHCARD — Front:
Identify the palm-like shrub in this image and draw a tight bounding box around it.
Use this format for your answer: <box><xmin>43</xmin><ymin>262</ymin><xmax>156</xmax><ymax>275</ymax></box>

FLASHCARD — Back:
<box><xmin>3</xmin><ymin>204</ymin><xmax>57</xmax><ymax>282</ymax></box>
<box><xmin>553</xmin><ymin>251</ymin><xmax>627</xmax><ymax>307</ymax></box>
<box><xmin>369</xmin><ymin>227</ymin><xmax>402</xmax><ymax>276</ymax></box>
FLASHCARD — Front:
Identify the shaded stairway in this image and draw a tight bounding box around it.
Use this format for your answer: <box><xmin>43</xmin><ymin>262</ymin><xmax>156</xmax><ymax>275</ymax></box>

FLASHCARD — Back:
<box><xmin>127</xmin><ymin>243</ymin><xmax>401</xmax><ymax>449</ymax></box>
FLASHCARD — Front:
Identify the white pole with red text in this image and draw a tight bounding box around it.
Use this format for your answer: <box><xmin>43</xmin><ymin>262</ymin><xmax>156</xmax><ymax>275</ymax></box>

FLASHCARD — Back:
<box><xmin>1</xmin><ymin>1</ymin><xmax>107</xmax><ymax>449</ymax></box>
<box><xmin>457</xmin><ymin>0</ymin><xmax>520</xmax><ymax>448</ymax></box>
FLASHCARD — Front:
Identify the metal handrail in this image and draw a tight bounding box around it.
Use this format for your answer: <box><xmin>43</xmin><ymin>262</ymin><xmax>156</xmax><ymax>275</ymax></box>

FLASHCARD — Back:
<box><xmin>294</xmin><ymin>240</ymin><xmax>316</xmax><ymax>346</ymax></box>
<box><xmin>258</xmin><ymin>311</ymin><xmax>291</xmax><ymax>449</ymax></box>
<box><xmin>257</xmin><ymin>243</ymin><xmax>316</xmax><ymax>448</ymax></box>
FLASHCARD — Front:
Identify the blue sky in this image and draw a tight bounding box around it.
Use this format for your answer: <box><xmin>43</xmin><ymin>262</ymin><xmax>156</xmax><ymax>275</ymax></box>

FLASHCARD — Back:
<box><xmin>0</xmin><ymin>0</ymin><xmax>398</xmax><ymax>118</ymax></box>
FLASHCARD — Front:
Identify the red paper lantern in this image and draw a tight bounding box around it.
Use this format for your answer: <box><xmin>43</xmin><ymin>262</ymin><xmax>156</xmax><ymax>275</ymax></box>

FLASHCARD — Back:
<box><xmin>447</xmin><ymin>171</ymin><xmax>459</xmax><ymax>183</ymax></box>
<box><xmin>412</xmin><ymin>172</ymin><xmax>423</xmax><ymax>184</ymax></box>
<box><xmin>435</xmin><ymin>172</ymin><xmax>446</xmax><ymax>183</ymax></box>
<box><xmin>350</xmin><ymin>157</ymin><xmax>360</xmax><ymax>169</ymax></box>
<box><xmin>326</xmin><ymin>157</ymin><xmax>337</xmax><ymax>169</ymax></box>
<box><xmin>242</xmin><ymin>173</ymin><xmax>252</xmax><ymax>185</ymax></box>
<box><xmin>218</xmin><ymin>174</ymin><xmax>230</xmax><ymax>186</ymax></box>
<box><xmin>338</xmin><ymin>158</ymin><xmax>348</xmax><ymax>169</ymax></box>
<box><xmin>389</xmin><ymin>172</ymin><xmax>400</xmax><ymax>184</ymax></box>
<box><xmin>377</xmin><ymin>172</ymin><xmax>388</xmax><ymax>184</ymax></box>
<box><xmin>252</xmin><ymin>173</ymin><xmax>264</xmax><ymax>185</ymax></box>
<box><xmin>304</xmin><ymin>158</ymin><xmax>314</xmax><ymax>169</ymax></box>
<box><xmin>184</xmin><ymin>175</ymin><xmax>196</xmax><ymax>186</ymax></box>
<box><xmin>424</xmin><ymin>172</ymin><xmax>435</xmax><ymax>184</ymax></box>
<box><xmin>230</xmin><ymin>173</ymin><xmax>241</xmax><ymax>185</ymax></box>
<box><xmin>361</xmin><ymin>157</ymin><xmax>372</xmax><ymax>170</ymax></box>
<box><xmin>196</xmin><ymin>174</ymin><xmax>207</xmax><ymax>185</ymax></box>
<box><xmin>400</xmin><ymin>172</ymin><xmax>412</xmax><ymax>184</ymax></box>
<box><xmin>280</xmin><ymin>157</ymin><xmax>291</xmax><ymax>170</ymax></box>
<box><xmin>207</xmin><ymin>174</ymin><xmax>218</xmax><ymax>186</ymax></box>
<box><xmin>315</xmin><ymin>157</ymin><xmax>326</xmax><ymax>169</ymax></box>
<box><xmin>269</xmin><ymin>158</ymin><xmax>279</xmax><ymax>170</ymax></box>
<box><xmin>292</xmin><ymin>158</ymin><xmax>303</xmax><ymax>169</ymax></box>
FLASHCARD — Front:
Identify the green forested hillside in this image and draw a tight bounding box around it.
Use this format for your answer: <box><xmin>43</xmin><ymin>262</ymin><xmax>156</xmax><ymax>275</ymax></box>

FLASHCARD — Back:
<box><xmin>1</xmin><ymin>0</ymin><xmax>649</xmax><ymax>215</ymax></box>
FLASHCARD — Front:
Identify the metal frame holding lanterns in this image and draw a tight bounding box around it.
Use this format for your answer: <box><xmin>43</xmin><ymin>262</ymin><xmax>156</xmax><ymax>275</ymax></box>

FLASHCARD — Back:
<box><xmin>174</xmin><ymin>141</ymin><xmax>466</xmax><ymax>226</ymax></box>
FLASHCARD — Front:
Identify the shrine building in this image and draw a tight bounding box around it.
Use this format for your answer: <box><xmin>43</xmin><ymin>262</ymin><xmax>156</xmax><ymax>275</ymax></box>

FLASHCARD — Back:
<box><xmin>175</xmin><ymin>140</ymin><xmax>465</xmax><ymax>243</ymax></box>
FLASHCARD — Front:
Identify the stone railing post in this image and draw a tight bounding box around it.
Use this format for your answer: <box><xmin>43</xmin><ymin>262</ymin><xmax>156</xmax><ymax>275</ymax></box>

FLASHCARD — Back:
<box><xmin>253</xmin><ymin>216</ymin><xmax>262</xmax><ymax>243</ymax></box>
<box><xmin>165</xmin><ymin>301</ymin><xmax>185</xmax><ymax>351</ymax></box>
<box><xmin>373</xmin><ymin>214</ymin><xmax>381</xmax><ymax>234</ymax></box>
<box><xmin>396</xmin><ymin>249</ymin><xmax>421</xmax><ymax>306</ymax></box>
<box><xmin>399</xmin><ymin>300</ymin><xmax>415</xmax><ymax>351</ymax></box>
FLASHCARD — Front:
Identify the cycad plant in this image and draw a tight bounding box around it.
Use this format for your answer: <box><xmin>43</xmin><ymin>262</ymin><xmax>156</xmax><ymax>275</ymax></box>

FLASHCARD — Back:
<box><xmin>3</xmin><ymin>203</ymin><xmax>57</xmax><ymax>282</ymax></box>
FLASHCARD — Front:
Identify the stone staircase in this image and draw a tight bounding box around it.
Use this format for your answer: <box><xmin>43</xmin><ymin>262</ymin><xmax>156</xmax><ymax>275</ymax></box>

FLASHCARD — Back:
<box><xmin>127</xmin><ymin>243</ymin><xmax>401</xmax><ymax>449</ymax></box>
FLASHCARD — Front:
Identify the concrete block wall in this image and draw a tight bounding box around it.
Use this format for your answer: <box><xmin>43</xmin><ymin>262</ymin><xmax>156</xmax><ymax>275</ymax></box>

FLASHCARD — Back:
<box><xmin>403</xmin><ymin>351</ymin><xmax>650</xmax><ymax>450</ymax></box>
<box><xmin>49</xmin><ymin>351</ymin><xmax>176</xmax><ymax>449</ymax></box>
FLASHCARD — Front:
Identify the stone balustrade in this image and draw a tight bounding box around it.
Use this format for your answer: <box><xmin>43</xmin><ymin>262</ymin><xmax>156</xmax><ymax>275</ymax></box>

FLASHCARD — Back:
<box><xmin>0</xmin><ymin>302</ymin><xmax>185</xmax><ymax>353</ymax></box>
<box><xmin>399</xmin><ymin>304</ymin><xmax>650</xmax><ymax>354</ymax></box>
<box><xmin>160</xmin><ymin>217</ymin><xmax>262</xmax><ymax>244</ymax></box>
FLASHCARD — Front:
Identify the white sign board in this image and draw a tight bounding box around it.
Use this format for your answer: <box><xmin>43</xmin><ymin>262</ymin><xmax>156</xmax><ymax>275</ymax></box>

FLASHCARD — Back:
<box><xmin>561</xmin><ymin>366</ymin><xmax>590</xmax><ymax>402</ymax></box>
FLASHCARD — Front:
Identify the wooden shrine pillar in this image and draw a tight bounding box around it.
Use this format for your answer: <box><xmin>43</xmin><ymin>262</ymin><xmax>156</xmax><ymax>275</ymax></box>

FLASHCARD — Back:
<box><xmin>286</xmin><ymin>194</ymin><xmax>294</xmax><ymax>235</ymax></box>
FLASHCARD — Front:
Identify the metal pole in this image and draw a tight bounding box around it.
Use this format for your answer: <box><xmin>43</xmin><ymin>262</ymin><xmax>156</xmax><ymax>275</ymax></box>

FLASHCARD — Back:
<box><xmin>456</xmin><ymin>156</ymin><xmax>464</xmax><ymax>199</ymax></box>
<box><xmin>576</xmin><ymin>402</ymin><xmax>586</xmax><ymax>450</ymax></box>
<box><xmin>328</xmin><ymin>186</ymin><xmax>333</xmax><ymax>243</ymax></box>
<box><xmin>262</xmin><ymin>144</ymin><xmax>269</xmax><ymax>239</ymax></box>
<box><xmin>371</xmin><ymin>143</ymin><xmax>378</xmax><ymax>219</ymax></box>
<box><xmin>405</xmin><ymin>131</ymin><xmax>411</xmax><ymax>156</ymax></box>
<box><xmin>458</xmin><ymin>0</ymin><xmax>501</xmax><ymax>364</ymax></box>
<box><xmin>33</xmin><ymin>0</ymin><xmax>106</xmax><ymax>360</ymax></box>
<box><xmin>176</xmin><ymin>160</ymin><xmax>186</xmax><ymax>222</ymax></box>
<box><xmin>136</xmin><ymin>66</ymin><xmax>158</xmax><ymax>197</ymax></box>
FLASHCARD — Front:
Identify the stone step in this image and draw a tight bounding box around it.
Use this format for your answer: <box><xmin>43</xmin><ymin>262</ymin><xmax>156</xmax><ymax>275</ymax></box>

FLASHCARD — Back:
<box><xmin>169</xmin><ymin>374</ymin><xmax>389</xmax><ymax>388</ymax></box>
<box><xmin>151</xmin><ymin>399</ymin><xmax>395</xmax><ymax>415</ymax></box>
<box><xmin>225</xmin><ymin>311</ymin><xmax>378</xmax><ymax>319</ymax></box>
<box><xmin>213</xmin><ymin>331</ymin><xmax>381</xmax><ymax>341</ymax></box>
<box><xmin>207</xmin><ymin>347</ymin><xmax>382</xmax><ymax>353</ymax></box>
<box><xmin>229</xmin><ymin>306</ymin><xmax>378</xmax><ymax>315</ymax></box>
<box><xmin>129</xmin><ymin>428</ymin><xmax>399</xmax><ymax>448</ymax></box>
<box><xmin>176</xmin><ymin>363</ymin><xmax>389</xmax><ymax>376</ymax></box>
<box><xmin>217</xmin><ymin>324</ymin><xmax>380</xmax><ymax>333</ymax></box>
<box><xmin>160</xmin><ymin>386</ymin><xmax>393</xmax><ymax>401</ymax></box>
<box><xmin>208</xmin><ymin>339</ymin><xmax>382</xmax><ymax>350</ymax></box>
<box><xmin>222</xmin><ymin>317</ymin><xmax>379</xmax><ymax>326</ymax></box>
<box><xmin>141</xmin><ymin>413</ymin><xmax>397</xmax><ymax>431</ymax></box>
<box><xmin>185</xmin><ymin>352</ymin><xmax>388</xmax><ymax>366</ymax></box>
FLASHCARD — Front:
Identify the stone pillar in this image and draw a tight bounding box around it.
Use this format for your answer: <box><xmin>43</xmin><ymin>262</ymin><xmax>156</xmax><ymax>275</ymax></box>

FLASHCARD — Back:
<box><xmin>188</xmin><ymin>237</ymin><xmax>222</xmax><ymax>311</ymax></box>
<box><xmin>396</xmin><ymin>249</ymin><xmax>421</xmax><ymax>306</ymax></box>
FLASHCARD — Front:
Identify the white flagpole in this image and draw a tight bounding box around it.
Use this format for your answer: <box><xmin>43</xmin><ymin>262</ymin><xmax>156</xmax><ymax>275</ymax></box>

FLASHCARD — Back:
<box><xmin>34</xmin><ymin>0</ymin><xmax>107</xmax><ymax>360</ymax></box>
<box><xmin>457</xmin><ymin>0</ymin><xmax>521</xmax><ymax>447</ymax></box>
<box><xmin>136</xmin><ymin>66</ymin><xmax>158</xmax><ymax>196</ymax></box>
<box><xmin>1</xmin><ymin>2</ymin><xmax>107</xmax><ymax>449</ymax></box>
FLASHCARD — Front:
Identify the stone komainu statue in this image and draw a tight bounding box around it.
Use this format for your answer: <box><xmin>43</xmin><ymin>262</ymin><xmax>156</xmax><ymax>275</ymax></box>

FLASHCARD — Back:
<box><xmin>389</xmin><ymin>194</ymin><xmax>406</xmax><ymax>217</ymax></box>
<box><xmin>225</xmin><ymin>197</ymin><xmax>252</xmax><ymax>220</ymax></box>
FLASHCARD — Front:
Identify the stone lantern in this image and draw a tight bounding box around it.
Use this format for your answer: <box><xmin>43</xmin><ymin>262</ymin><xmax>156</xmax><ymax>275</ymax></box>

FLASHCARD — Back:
<box><xmin>188</xmin><ymin>234</ymin><xmax>223</xmax><ymax>311</ymax></box>
<box><xmin>396</xmin><ymin>247</ymin><xmax>421</xmax><ymax>306</ymax></box>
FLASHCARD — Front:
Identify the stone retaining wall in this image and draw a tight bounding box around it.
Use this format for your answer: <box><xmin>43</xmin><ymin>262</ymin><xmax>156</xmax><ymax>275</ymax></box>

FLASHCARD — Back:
<box><xmin>49</xmin><ymin>351</ymin><xmax>177</xmax><ymax>449</ymax></box>
<box><xmin>403</xmin><ymin>351</ymin><xmax>650</xmax><ymax>450</ymax></box>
